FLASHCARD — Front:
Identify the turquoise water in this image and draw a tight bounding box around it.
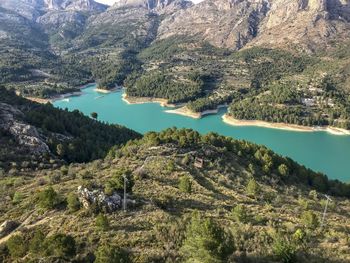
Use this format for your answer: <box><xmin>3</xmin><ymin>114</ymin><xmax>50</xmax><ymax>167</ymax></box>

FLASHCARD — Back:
<box><xmin>54</xmin><ymin>84</ymin><xmax>350</xmax><ymax>182</ymax></box>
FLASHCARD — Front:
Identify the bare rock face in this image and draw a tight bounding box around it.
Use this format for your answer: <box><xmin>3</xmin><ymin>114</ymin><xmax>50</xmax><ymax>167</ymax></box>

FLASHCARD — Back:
<box><xmin>248</xmin><ymin>0</ymin><xmax>350</xmax><ymax>51</ymax></box>
<box><xmin>158</xmin><ymin>0</ymin><xmax>350</xmax><ymax>50</ymax></box>
<box><xmin>37</xmin><ymin>10</ymin><xmax>86</xmax><ymax>29</ymax></box>
<box><xmin>0</xmin><ymin>103</ymin><xmax>50</xmax><ymax>154</ymax></box>
<box><xmin>112</xmin><ymin>0</ymin><xmax>192</xmax><ymax>13</ymax></box>
<box><xmin>158</xmin><ymin>0</ymin><xmax>270</xmax><ymax>49</ymax></box>
<box><xmin>44</xmin><ymin>0</ymin><xmax>107</xmax><ymax>11</ymax></box>
<box><xmin>0</xmin><ymin>0</ymin><xmax>107</xmax><ymax>20</ymax></box>
<box><xmin>77</xmin><ymin>186</ymin><xmax>123</xmax><ymax>212</ymax></box>
<box><xmin>0</xmin><ymin>0</ymin><xmax>44</xmax><ymax>20</ymax></box>
<box><xmin>77</xmin><ymin>186</ymin><xmax>137</xmax><ymax>212</ymax></box>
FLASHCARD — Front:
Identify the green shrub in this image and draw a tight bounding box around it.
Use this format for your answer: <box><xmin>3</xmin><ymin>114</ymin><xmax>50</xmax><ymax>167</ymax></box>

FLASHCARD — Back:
<box><xmin>278</xmin><ymin>164</ymin><xmax>289</xmax><ymax>176</ymax></box>
<box><xmin>48</xmin><ymin>172</ymin><xmax>61</xmax><ymax>184</ymax></box>
<box><xmin>297</xmin><ymin>197</ymin><xmax>310</xmax><ymax>210</ymax></box>
<box><xmin>90</xmin><ymin>112</ymin><xmax>98</xmax><ymax>119</ymax></box>
<box><xmin>178</xmin><ymin>175</ymin><xmax>192</xmax><ymax>193</ymax></box>
<box><xmin>248</xmin><ymin>163</ymin><xmax>255</xmax><ymax>175</ymax></box>
<box><xmin>67</xmin><ymin>192</ymin><xmax>81</xmax><ymax>212</ymax></box>
<box><xmin>6</xmin><ymin>234</ymin><xmax>27</xmax><ymax>258</ymax></box>
<box><xmin>43</xmin><ymin>233</ymin><xmax>76</xmax><ymax>258</ymax></box>
<box><xmin>166</xmin><ymin>160</ymin><xmax>176</xmax><ymax>172</ymax></box>
<box><xmin>308</xmin><ymin>190</ymin><xmax>318</xmax><ymax>201</ymax></box>
<box><xmin>29</xmin><ymin>229</ymin><xmax>45</xmax><ymax>254</ymax></box>
<box><xmin>60</xmin><ymin>166</ymin><xmax>69</xmax><ymax>176</ymax></box>
<box><xmin>231</xmin><ymin>204</ymin><xmax>249</xmax><ymax>223</ymax></box>
<box><xmin>263</xmin><ymin>191</ymin><xmax>277</xmax><ymax>204</ymax></box>
<box><xmin>181</xmin><ymin>212</ymin><xmax>233</xmax><ymax>263</ymax></box>
<box><xmin>300</xmin><ymin>211</ymin><xmax>319</xmax><ymax>230</ymax></box>
<box><xmin>12</xmin><ymin>191</ymin><xmax>24</xmax><ymax>205</ymax></box>
<box><xmin>96</xmin><ymin>214</ymin><xmax>109</xmax><ymax>231</ymax></box>
<box><xmin>37</xmin><ymin>186</ymin><xmax>62</xmax><ymax>210</ymax></box>
<box><xmin>272</xmin><ymin>236</ymin><xmax>297</xmax><ymax>263</ymax></box>
<box><xmin>95</xmin><ymin>244</ymin><xmax>130</xmax><ymax>263</ymax></box>
<box><xmin>246</xmin><ymin>178</ymin><xmax>260</xmax><ymax>198</ymax></box>
<box><xmin>104</xmin><ymin>169</ymin><xmax>134</xmax><ymax>195</ymax></box>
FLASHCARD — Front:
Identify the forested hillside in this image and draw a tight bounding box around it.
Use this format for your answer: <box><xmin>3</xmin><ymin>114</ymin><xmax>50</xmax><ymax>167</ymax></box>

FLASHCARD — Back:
<box><xmin>0</xmin><ymin>128</ymin><xmax>349</xmax><ymax>262</ymax></box>
<box><xmin>1</xmin><ymin>0</ymin><xmax>350</xmax><ymax>129</ymax></box>
<box><xmin>0</xmin><ymin>87</ymin><xmax>140</xmax><ymax>171</ymax></box>
<box><xmin>1</xmin><ymin>1</ymin><xmax>350</xmax><ymax>262</ymax></box>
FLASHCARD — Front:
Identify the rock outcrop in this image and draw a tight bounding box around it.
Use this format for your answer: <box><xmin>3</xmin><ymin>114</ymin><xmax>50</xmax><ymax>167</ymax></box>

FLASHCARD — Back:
<box><xmin>0</xmin><ymin>103</ymin><xmax>50</xmax><ymax>155</ymax></box>
<box><xmin>77</xmin><ymin>186</ymin><xmax>136</xmax><ymax>212</ymax></box>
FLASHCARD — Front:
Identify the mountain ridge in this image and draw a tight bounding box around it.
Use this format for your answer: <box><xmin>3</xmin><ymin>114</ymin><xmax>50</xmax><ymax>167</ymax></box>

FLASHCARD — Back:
<box><xmin>158</xmin><ymin>0</ymin><xmax>350</xmax><ymax>51</ymax></box>
<box><xmin>0</xmin><ymin>0</ymin><xmax>350</xmax><ymax>131</ymax></box>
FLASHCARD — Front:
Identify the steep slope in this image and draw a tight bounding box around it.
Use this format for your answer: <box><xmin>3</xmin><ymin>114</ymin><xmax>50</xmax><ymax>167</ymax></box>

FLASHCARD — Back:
<box><xmin>113</xmin><ymin>0</ymin><xmax>193</xmax><ymax>13</ymax></box>
<box><xmin>158</xmin><ymin>0</ymin><xmax>270</xmax><ymax>49</ymax></box>
<box><xmin>44</xmin><ymin>0</ymin><xmax>108</xmax><ymax>11</ymax></box>
<box><xmin>249</xmin><ymin>0</ymin><xmax>350</xmax><ymax>51</ymax></box>
<box><xmin>125</xmin><ymin>0</ymin><xmax>350</xmax><ymax>130</ymax></box>
<box><xmin>158</xmin><ymin>0</ymin><xmax>350</xmax><ymax>51</ymax></box>
<box><xmin>0</xmin><ymin>0</ymin><xmax>108</xmax><ymax>96</ymax></box>
<box><xmin>0</xmin><ymin>87</ymin><xmax>141</xmax><ymax>171</ymax></box>
<box><xmin>0</xmin><ymin>0</ymin><xmax>107</xmax><ymax>18</ymax></box>
<box><xmin>0</xmin><ymin>6</ymin><xmax>60</xmax><ymax>96</ymax></box>
<box><xmin>0</xmin><ymin>0</ymin><xmax>192</xmax><ymax>93</ymax></box>
<box><xmin>1</xmin><ymin>0</ymin><xmax>350</xmax><ymax>132</ymax></box>
<box><xmin>64</xmin><ymin>0</ymin><xmax>192</xmax><ymax>89</ymax></box>
<box><xmin>0</xmin><ymin>128</ymin><xmax>349</xmax><ymax>262</ymax></box>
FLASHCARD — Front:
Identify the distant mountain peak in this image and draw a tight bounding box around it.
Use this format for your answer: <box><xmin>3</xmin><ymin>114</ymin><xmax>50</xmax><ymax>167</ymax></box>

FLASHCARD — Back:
<box><xmin>0</xmin><ymin>0</ymin><xmax>107</xmax><ymax>15</ymax></box>
<box><xmin>44</xmin><ymin>0</ymin><xmax>107</xmax><ymax>11</ymax></box>
<box><xmin>112</xmin><ymin>0</ymin><xmax>192</xmax><ymax>11</ymax></box>
<box><xmin>157</xmin><ymin>0</ymin><xmax>350</xmax><ymax>50</ymax></box>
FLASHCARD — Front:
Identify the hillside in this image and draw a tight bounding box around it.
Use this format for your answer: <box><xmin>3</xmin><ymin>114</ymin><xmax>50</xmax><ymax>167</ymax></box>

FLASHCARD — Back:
<box><xmin>0</xmin><ymin>128</ymin><xmax>349</xmax><ymax>262</ymax></box>
<box><xmin>0</xmin><ymin>1</ymin><xmax>350</xmax><ymax>262</ymax></box>
<box><xmin>158</xmin><ymin>0</ymin><xmax>350</xmax><ymax>51</ymax></box>
<box><xmin>0</xmin><ymin>87</ymin><xmax>140</xmax><ymax>171</ymax></box>
<box><xmin>1</xmin><ymin>0</ymin><xmax>350</xmax><ymax>129</ymax></box>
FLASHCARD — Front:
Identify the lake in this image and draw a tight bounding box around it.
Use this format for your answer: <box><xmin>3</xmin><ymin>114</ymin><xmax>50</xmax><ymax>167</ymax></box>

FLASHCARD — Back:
<box><xmin>53</xmin><ymin>84</ymin><xmax>350</xmax><ymax>182</ymax></box>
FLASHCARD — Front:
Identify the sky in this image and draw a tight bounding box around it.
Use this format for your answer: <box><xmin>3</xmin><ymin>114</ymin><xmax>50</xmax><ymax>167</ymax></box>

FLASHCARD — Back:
<box><xmin>96</xmin><ymin>0</ymin><xmax>204</xmax><ymax>5</ymax></box>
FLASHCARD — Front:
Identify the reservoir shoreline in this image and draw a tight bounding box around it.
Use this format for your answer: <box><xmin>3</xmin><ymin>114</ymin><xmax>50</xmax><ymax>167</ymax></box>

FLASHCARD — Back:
<box><xmin>122</xmin><ymin>93</ymin><xmax>179</xmax><ymax>108</ymax></box>
<box><xmin>165</xmin><ymin>104</ymin><xmax>228</xmax><ymax>119</ymax></box>
<box><xmin>25</xmin><ymin>82</ymin><xmax>96</xmax><ymax>104</ymax></box>
<box><xmin>52</xmin><ymin>85</ymin><xmax>350</xmax><ymax>181</ymax></box>
<box><xmin>222</xmin><ymin>114</ymin><xmax>350</xmax><ymax>136</ymax></box>
<box><xmin>28</xmin><ymin>84</ymin><xmax>350</xmax><ymax>136</ymax></box>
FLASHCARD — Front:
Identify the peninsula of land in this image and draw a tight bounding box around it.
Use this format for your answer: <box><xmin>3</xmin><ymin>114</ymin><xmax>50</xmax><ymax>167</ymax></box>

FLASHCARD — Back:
<box><xmin>222</xmin><ymin>114</ymin><xmax>350</xmax><ymax>136</ymax></box>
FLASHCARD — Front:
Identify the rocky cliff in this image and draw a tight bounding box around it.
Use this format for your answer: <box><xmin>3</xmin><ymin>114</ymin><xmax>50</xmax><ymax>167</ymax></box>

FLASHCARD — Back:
<box><xmin>111</xmin><ymin>0</ymin><xmax>193</xmax><ymax>13</ymax></box>
<box><xmin>158</xmin><ymin>0</ymin><xmax>350</xmax><ymax>50</ymax></box>
<box><xmin>44</xmin><ymin>0</ymin><xmax>107</xmax><ymax>11</ymax></box>
<box><xmin>0</xmin><ymin>103</ymin><xmax>50</xmax><ymax>155</ymax></box>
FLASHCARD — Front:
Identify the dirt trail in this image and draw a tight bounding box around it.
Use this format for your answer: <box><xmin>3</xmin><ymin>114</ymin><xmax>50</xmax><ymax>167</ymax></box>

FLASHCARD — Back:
<box><xmin>0</xmin><ymin>214</ymin><xmax>52</xmax><ymax>245</ymax></box>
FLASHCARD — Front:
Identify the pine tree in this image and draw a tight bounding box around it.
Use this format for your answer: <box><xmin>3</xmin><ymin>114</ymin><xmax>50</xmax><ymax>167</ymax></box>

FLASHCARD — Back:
<box><xmin>181</xmin><ymin>213</ymin><xmax>233</xmax><ymax>263</ymax></box>
<box><xmin>246</xmin><ymin>178</ymin><xmax>260</xmax><ymax>198</ymax></box>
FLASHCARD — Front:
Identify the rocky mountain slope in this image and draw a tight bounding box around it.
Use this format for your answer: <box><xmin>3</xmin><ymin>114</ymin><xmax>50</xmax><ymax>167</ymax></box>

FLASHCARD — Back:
<box><xmin>0</xmin><ymin>0</ymin><xmax>107</xmax><ymax>18</ymax></box>
<box><xmin>158</xmin><ymin>0</ymin><xmax>350</xmax><ymax>51</ymax></box>
<box><xmin>112</xmin><ymin>0</ymin><xmax>193</xmax><ymax>13</ymax></box>
<box><xmin>1</xmin><ymin>0</ymin><xmax>350</xmax><ymax>130</ymax></box>
<box><xmin>0</xmin><ymin>87</ymin><xmax>140</xmax><ymax>171</ymax></box>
